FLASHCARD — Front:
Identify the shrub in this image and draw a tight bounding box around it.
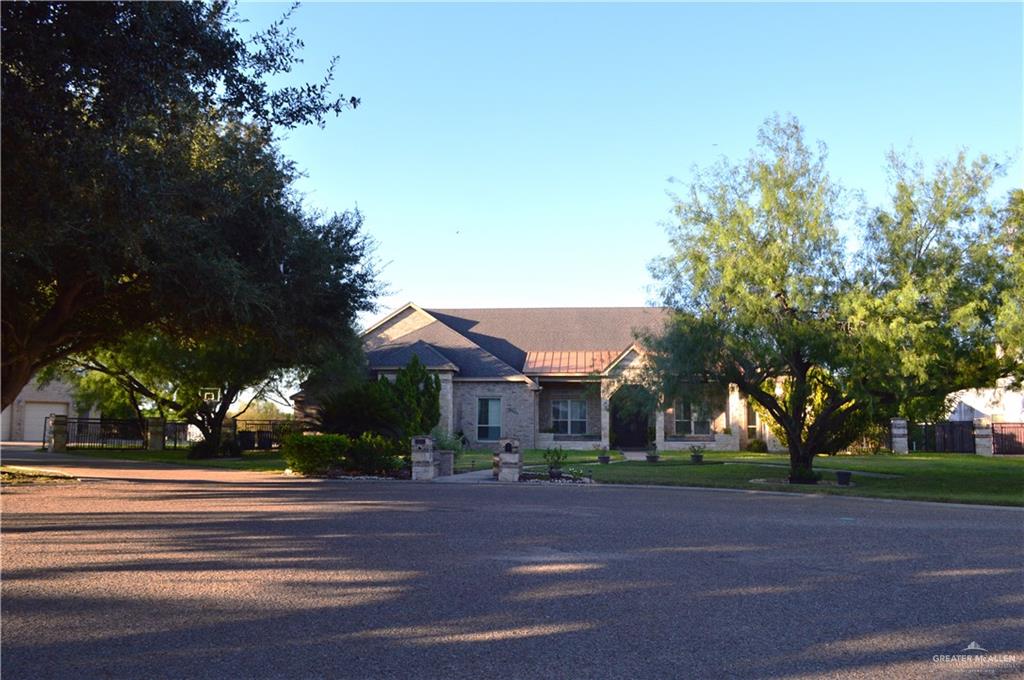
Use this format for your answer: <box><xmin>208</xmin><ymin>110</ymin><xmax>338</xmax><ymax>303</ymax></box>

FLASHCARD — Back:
<box><xmin>746</xmin><ymin>438</ymin><xmax>768</xmax><ymax>453</ymax></box>
<box><xmin>281</xmin><ymin>432</ymin><xmax>403</xmax><ymax>476</ymax></box>
<box><xmin>281</xmin><ymin>433</ymin><xmax>350</xmax><ymax>475</ymax></box>
<box><xmin>543</xmin><ymin>447</ymin><xmax>568</xmax><ymax>469</ymax></box>
<box><xmin>430</xmin><ymin>427</ymin><xmax>464</xmax><ymax>454</ymax></box>
<box><xmin>346</xmin><ymin>432</ymin><xmax>403</xmax><ymax>475</ymax></box>
<box><xmin>788</xmin><ymin>465</ymin><xmax>822</xmax><ymax>485</ymax></box>
<box><xmin>188</xmin><ymin>436</ymin><xmax>242</xmax><ymax>459</ymax></box>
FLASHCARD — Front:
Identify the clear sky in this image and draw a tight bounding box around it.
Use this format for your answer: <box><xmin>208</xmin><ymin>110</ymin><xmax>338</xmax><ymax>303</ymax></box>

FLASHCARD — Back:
<box><xmin>236</xmin><ymin>1</ymin><xmax>1022</xmax><ymax>325</ymax></box>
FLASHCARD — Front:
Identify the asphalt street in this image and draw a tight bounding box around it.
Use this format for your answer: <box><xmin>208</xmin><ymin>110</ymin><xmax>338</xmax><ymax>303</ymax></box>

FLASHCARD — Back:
<box><xmin>2</xmin><ymin>449</ymin><xmax>1022</xmax><ymax>679</ymax></box>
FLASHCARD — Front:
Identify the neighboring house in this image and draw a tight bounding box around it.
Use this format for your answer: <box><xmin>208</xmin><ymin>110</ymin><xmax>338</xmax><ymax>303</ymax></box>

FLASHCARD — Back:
<box><xmin>299</xmin><ymin>303</ymin><xmax>782</xmax><ymax>452</ymax></box>
<box><xmin>947</xmin><ymin>378</ymin><xmax>1024</xmax><ymax>423</ymax></box>
<box><xmin>0</xmin><ymin>377</ymin><xmax>99</xmax><ymax>443</ymax></box>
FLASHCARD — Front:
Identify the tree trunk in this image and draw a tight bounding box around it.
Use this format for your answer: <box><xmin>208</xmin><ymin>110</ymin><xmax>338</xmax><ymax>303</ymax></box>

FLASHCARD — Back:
<box><xmin>1</xmin><ymin>356</ymin><xmax>36</xmax><ymax>411</ymax></box>
<box><xmin>787</xmin><ymin>440</ymin><xmax>818</xmax><ymax>484</ymax></box>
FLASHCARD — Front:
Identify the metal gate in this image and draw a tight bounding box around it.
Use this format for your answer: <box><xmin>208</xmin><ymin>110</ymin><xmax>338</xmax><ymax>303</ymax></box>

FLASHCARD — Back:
<box><xmin>993</xmin><ymin>423</ymin><xmax>1024</xmax><ymax>455</ymax></box>
<box><xmin>909</xmin><ymin>421</ymin><xmax>975</xmax><ymax>453</ymax></box>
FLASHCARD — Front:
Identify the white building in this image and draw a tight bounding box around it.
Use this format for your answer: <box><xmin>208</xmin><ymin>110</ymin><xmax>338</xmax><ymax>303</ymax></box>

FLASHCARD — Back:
<box><xmin>1</xmin><ymin>378</ymin><xmax>98</xmax><ymax>443</ymax></box>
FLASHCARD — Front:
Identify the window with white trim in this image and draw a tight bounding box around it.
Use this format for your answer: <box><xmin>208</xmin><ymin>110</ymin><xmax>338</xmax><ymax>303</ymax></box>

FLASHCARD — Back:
<box><xmin>552</xmin><ymin>399</ymin><xmax>587</xmax><ymax>435</ymax></box>
<box><xmin>675</xmin><ymin>401</ymin><xmax>711</xmax><ymax>435</ymax></box>
<box><xmin>477</xmin><ymin>398</ymin><xmax>501</xmax><ymax>441</ymax></box>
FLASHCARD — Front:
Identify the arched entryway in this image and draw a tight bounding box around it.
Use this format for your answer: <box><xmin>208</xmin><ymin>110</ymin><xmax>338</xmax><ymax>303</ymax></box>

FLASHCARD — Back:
<box><xmin>609</xmin><ymin>384</ymin><xmax>655</xmax><ymax>450</ymax></box>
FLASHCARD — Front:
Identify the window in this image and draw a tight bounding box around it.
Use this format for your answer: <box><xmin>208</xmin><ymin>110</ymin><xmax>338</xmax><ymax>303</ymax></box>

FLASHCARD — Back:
<box><xmin>746</xmin><ymin>401</ymin><xmax>758</xmax><ymax>440</ymax></box>
<box><xmin>552</xmin><ymin>399</ymin><xmax>587</xmax><ymax>435</ymax></box>
<box><xmin>675</xmin><ymin>401</ymin><xmax>711</xmax><ymax>435</ymax></box>
<box><xmin>477</xmin><ymin>398</ymin><xmax>501</xmax><ymax>441</ymax></box>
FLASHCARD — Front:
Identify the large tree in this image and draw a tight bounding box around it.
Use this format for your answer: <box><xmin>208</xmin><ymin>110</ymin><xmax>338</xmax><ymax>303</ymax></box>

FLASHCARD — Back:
<box><xmin>647</xmin><ymin>115</ymin><xmax>1015</xmax><ymax>482</ymax></box>
<box><xmin>44</xmin><ymin>208</ymin><xmax>376</xmax><ymax>454</ymax></box>
<box><xmin>1</xmin><ymin>1</ymin><xmax>360</xmax><ymax>408</ymax></box>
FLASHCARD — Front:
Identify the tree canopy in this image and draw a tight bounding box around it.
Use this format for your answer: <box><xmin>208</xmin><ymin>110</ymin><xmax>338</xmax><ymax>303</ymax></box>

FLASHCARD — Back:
<box><xmin>1</xmin><ymin>1</ymin><xmax>365</xmax><ymax>408</ymax></box>
<box><xmin>647</xmin><ymin>115</ymin><xmax>1017</xmax><ymax>482</ymax></box>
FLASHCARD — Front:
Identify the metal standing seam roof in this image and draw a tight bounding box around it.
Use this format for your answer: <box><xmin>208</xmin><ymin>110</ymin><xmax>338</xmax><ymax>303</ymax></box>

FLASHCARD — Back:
<box><xmin>522</xmin><ymin>350</ymin><xmax>619</xmax><ymax>375</ymax></box>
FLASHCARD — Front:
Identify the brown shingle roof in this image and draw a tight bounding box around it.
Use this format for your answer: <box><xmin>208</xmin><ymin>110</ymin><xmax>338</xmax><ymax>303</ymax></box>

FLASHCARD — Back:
<box><xmin>427</xmin><ymin>307</ymin><xmax>669</xmax><ymax>372</ymax></box>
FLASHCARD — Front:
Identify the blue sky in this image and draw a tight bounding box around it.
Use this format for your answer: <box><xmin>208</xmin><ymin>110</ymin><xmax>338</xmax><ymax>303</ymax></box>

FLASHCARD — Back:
<box><xmin>237</xmin><ymin>2</ymin><xmax>1022</xmax><ymax>324</ymax></box>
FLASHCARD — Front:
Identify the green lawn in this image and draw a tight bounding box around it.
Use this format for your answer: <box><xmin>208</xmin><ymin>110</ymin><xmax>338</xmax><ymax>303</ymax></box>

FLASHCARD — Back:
<box><xmin>454</xmin><ymin>448</ymin><xmax>625</xmax><ymax>473</ymax></box>
<box><xmin>63</xmin><ymin>448</ymin><xmax>286</xmax><ymax>472</ymax></box>
<box><xmin>588</xmin><ymin>451</ymin><xmax>1024</xmax><ymax>506</ymax></box>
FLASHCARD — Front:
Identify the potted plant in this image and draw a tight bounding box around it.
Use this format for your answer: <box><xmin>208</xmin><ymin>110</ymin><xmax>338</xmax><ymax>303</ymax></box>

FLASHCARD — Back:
<box><xmin>543</xmin><ymin>446</ymin><xmax>568</xmax><ymax>479</ymax></box>
<box><xmin>596</xmin><ymin>445</ymin><xmax>611</xmax><ymax>465</ymax></box>
<box><xmin>689</xmin><ymin>444</ymin><xmax>705</xmax><ymax>464</ymax></box>
<box><xmin>646</xmin><ymin>444</ymin><xmax>660</xmax><ymax>463</ymax></box>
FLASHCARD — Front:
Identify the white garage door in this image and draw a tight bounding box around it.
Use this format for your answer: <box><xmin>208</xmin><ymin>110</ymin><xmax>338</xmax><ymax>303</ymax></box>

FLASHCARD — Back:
<box><xmin>24</xmin><ymin>402</ymin><xmax>68</xmax><ymax>443</ymax></box>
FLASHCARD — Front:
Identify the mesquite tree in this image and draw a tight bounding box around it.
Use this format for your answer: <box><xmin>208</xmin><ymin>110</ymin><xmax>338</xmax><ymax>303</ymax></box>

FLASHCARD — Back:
<box><xmin>647</xmin><ymin>115</ymin><xmax>1015</xmax><ymax>482</ymax></box>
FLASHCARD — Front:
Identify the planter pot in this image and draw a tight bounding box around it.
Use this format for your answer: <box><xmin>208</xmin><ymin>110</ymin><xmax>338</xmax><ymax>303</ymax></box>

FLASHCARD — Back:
<box><xmin>690</xmin><ymin>453</ymin><xmax>704</xmax><ymax>464</ymax></box>
<box><xmin>646</xmin><ymin>455</ymin><xmax>660</xmax><ymax>463</ymax></box>
<box><xmin>597</xmin><ymin>455</ymin><xmax>611</xmax><ymax>465</ymax></box>
<box><xmin>835</xmin><ymin>470</ymin><xmax>852</xmax><ymax>486</ymax></box>
<box><xmin>548</xmin><ymin>467</ymin><xmax>563</xmax><ymax>480</ymax></box>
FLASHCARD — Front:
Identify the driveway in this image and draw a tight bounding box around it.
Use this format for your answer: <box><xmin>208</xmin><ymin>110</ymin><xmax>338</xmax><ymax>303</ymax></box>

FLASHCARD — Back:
<box><xmin>2</xmin><ymin>451</ymin><xmax>1022</xmax><ymax>679</ymax></box>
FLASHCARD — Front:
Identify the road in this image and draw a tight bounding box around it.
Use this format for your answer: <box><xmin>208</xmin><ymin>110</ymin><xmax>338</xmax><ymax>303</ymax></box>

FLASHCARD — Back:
<box><xmin>2</xmin><ymin>448</ymin><xmax>1022</xmax><ymax>679</ymax></box>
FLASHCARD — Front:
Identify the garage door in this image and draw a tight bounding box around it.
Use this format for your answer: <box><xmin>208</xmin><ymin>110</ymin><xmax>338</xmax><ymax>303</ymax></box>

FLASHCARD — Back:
<box><xmin>24</xmin><ymin>402</ymin><xmax>68</xmax><ymax>443</ymax></box>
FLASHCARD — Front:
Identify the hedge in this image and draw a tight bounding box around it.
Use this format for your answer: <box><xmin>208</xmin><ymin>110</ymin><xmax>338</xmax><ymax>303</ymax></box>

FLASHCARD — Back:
<box><xmin>281</xmin><ymin>432</ymin><xmax>404</xmax><ymax>476</ymax></box>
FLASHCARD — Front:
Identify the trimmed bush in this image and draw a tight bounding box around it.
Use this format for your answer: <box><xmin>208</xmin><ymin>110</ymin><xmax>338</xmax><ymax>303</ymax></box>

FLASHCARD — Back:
<box><xmin>746</xmin><ymin>438</ymin><xmax>768</xmax><ymax>453</ymax></box>
<box><xmin>282</xmin><ymin>433</ymin><xmax>350</xmax><ymax>475</ymax></box>
<box><xmin>282</xmin><ymin>432</ymin><xmax>403</xmax><ymax>476</ymax></box>
<box><xmin>346</xmin><ymin>432</ymin><xmax>403</xmax><ymax>475</ymax></box>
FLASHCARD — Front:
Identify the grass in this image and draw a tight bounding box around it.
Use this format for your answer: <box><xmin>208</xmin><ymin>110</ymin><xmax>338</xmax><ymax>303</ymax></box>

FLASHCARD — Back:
<box><xmin>588</xmin><ymin>451</ymin><xmax>1024</xmax><ymax>506</ymax></box>
<box><xmin>62</xmin><ymin>448</ymin><xmax>286</xmax><ymax>472</ymax></box>
<box><xmin>454</xmin><ymin>448</ymin><xmax>625</xmax><ymax>473</ymax></box>
<box><xmin>1</xmin><ymin>466</ymin><xmax>78</xmax><ymax>484</ymax></box>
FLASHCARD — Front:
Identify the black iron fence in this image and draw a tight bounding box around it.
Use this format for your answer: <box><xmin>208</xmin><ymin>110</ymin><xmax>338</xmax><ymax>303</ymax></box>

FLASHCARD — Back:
<box><xmin>993</xmin><ymin>423</ymin><xmax>1024</xmax><ymax>455</ymax></box>
<box><xmin>234</xmin><ymin>419</ymin><xmax>303</xmax><ymax>450</ymax></box>
<box><xmin>44</xmin><ymin>416</ymin><xmax>304</xmax><ymax>452</ymax></box>
<box><xmin>55</xmin><ymin>418</ymin><xmax>147</xmax><ymax>449</ymax></box>
<box><xmin>908</xmin><ymin>421</ymin><xmax>976</xmax><ymax>453</ymax></box>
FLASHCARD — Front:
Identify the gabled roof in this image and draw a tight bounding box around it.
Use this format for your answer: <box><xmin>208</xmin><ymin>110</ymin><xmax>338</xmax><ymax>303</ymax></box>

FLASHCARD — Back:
<box><xmin>362</xmin><ymin>305</ymin><xmax>670</xmax><ymax>379</ymax></box>
<box><xmin>367</xmin><ymin>320</ymin><xmax>524</xmax><ymax>379</ymax></box>
<box><xmin>426</xmin><ymin>307</ymin><xmax>669</xmax><ymax>372</ymax></box>
<box><xmin>365</xmin><ymin>340</ymin><xmax>459</xmax><ymax>372</ymax></box>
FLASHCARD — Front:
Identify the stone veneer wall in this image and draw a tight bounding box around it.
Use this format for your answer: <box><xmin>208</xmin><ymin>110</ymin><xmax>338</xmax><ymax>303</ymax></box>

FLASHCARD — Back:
<box><xmin>453</xmin><ymin>380</ymin><xmax>537</xmax><ymax>450</ymax></box>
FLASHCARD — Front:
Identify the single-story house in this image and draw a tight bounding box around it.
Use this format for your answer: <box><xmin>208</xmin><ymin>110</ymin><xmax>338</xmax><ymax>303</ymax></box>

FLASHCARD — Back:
<box><xmin>1</xmin><ymin>377</ymin><xmax>98</xmax><ymax>443</ymax></box>
<box><xmin>947</xmin><ymin>378</ymin><xmax>1024</xmax><ymax>423</ymax></box>
<box><xmin>300</xmin><ymin>303</ymin><xmax>782</xmax><ymax>452</ymax></box>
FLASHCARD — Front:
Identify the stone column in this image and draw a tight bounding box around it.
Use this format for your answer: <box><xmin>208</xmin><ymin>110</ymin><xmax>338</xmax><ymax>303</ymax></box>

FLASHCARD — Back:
<box><xmin>600</xmin><ymin>382</ymin><xmax>611</xmax><ymax>450</ymax></box>
<box><xmin>890</xmin><ymin>418</ymin><xmax>909</xmax><ymax>454</ymax></box>
<box><xmin>147</xmin><ymin>417</ymin><xmax>166</xmax><ymax>451</ymax></box>
<box><xmin>48</xmin><ymin>415</ymin><xmax>67</xmax><ymax>453</ymax></box>
<box><xmin>438</xmin><ymin>373</ymin><xmax>455</xmax><ymax>433</ymax></box>
<box><xmin>498</xmin><ymin>437</ymin><xmax>521</xmax><ymax>482</ymax></box>
<box><xmin>974</xmin><ymin>419</ymin><xmax>993</xmax><ymax>457</ymax></box>
<box><xmin>655</xmin><ymin>410</ymin><xmax>666</xmax><ymax>451</ymax></box>
<box><xmin>411</xmin><ymin>435</ymin><xmax>436</xmax><ymax>480</ymax></box>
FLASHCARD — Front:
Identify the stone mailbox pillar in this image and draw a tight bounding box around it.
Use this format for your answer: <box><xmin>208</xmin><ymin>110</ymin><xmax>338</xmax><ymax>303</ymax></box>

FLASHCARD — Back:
<box><xmin>411</xmin><ymin>435</ymin><xmax>436</xmax><ymax>481</ymax></box>
<box><xmin>48</xmin><ymin>415</ymin><xmax>68</xmax><ymax>453</ymax></box>
<box><xmin>974</xmin><ymin>418</ymin><xmax>993</xmax><ymax>457</ymax></box>
<box><xmin>890</xmin><ymin>418</ymin><xmax>909</xmax><ymax>454</ymax></box>
<box><xmin>437</xmin><ymin>450</ymin><xmax>455</xmax><ymax>477</ymax></box>
<box><xmin>498</xmin><ymin>437</ymin><xmax>521</xmax><ymax>483</ymax></box>
<box><xmin>146</xmin><ymin>417</ymin><xmax>167</xmax><ymax>451</ymax></box>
